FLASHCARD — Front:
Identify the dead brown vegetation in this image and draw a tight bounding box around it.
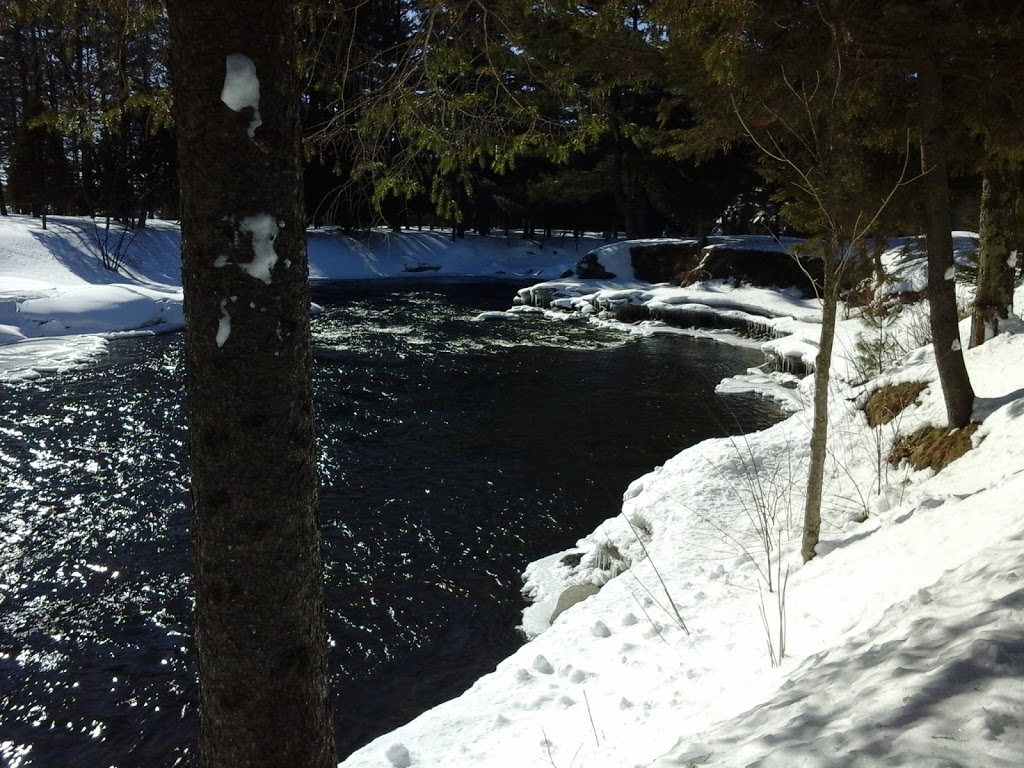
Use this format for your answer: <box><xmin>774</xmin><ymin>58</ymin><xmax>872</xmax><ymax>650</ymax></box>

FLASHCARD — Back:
<box><xmin>864</xmin><ymin>382</ymin><xmax>929</xmax><ymax>427</ymax></box>
<box><xmin>888</xmin><ymin>423</ymin><xmax>980</xmax><ymax>472</ymax></box>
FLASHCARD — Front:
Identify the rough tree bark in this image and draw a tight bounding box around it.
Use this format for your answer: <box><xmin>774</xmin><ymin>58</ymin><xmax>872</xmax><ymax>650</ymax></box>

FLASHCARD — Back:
<box><xmin>917</xmin><ymin>57</ymin><xmax>975</xmax><ymax>428</ymax></box>
<box><xmin>167</xmin><ymin>1</ymin><xmax>336</xmax><ymax>766</ymax></box>
<box><xmin>969</xmin><ymin>165</ymin><xmax>1018</xmax><ymax>348</ymax></box>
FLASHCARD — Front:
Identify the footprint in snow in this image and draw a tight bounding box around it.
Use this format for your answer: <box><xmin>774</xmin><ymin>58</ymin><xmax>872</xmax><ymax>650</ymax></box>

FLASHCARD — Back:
<box><xmin>532</xmin><ymin>655</ymin><xmax>555</xmax><ymax>674</ymax></box>
<box><xmin>568</xmin><ymin>668</ymin><xmax>591</xmax><ymax>684</ymax></box>
<box><xmin>385</xmin><ymin>743</ymin><xmax>411</xmax><ymax>768</ymax></box>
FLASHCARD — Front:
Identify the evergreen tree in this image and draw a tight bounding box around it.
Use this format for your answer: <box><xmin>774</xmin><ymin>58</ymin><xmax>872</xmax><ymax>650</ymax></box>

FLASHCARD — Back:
<box><xmin>959</xmin><ymin>1</ymin><xmax>1024</xmax><ymax>347</ymax></box>
<box><xmin>299</xmin><ymin>0</ymin><xmax>419</xmax><ymax>227</ymax></box>
<box><xmin>519</xmin><ymin>0</ymin><xmax>679</xmax><ymax>237</ymax></box>
<box><xmin>167</xmin><ymin>0</ymin><xmax>336</xmax><ymax>764</ymax></box>
<box><xmin>305</xmin><ymin>1</ymin><xmax>694</xmax><ymax>235</ymax></box>
<box><xmin>971</xmin><ymin>166</ymin><xmax>1021</xmax><ymax>347</ymax></box>
<box><xmin>834</xmin><ymin>0</ymin><xmax>1024</xmax><ymax>424</ymax></box>
<box><xmin>0</xmin><ymin>0</ymin><xmax>173</xmax><ymax>219</ymax></box>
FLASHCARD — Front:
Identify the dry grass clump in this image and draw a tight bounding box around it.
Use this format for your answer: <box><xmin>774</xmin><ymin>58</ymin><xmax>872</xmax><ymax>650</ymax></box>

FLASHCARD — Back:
<box><xmin>888</xmin><ymin>423</ymin><xmax>981</xmax><ymax>472</ymax></box>
<box><xmin>864</xmin><ymin>382</ymin><xmax>928</xmax><ymax>427</ymax></box>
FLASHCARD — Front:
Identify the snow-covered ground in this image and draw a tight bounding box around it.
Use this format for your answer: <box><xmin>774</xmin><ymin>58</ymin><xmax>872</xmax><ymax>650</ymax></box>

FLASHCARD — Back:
<box><xmin>0</xmin><ymin>217</ymin><xmax>185</xmax><ymax>381</ymax></box>
<box><xmin>3</xmin><ymin>214</ymin><xmax>1022</xmax><ymax>768</ymax></box>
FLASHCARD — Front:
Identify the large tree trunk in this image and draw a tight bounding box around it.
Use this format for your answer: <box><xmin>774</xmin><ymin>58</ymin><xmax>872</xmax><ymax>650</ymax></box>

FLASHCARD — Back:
<box><xmin>917</xmin><ymin>58</ymin><xmax>975</xmax><ymax>428</ymax></box>
<box><xmin>167</xmin><ymin>2</ymin><xmax>336</xmax><ymax>766</ymax></box>
<box><xmin>969</xmin><ymin>165</ymin><xmax>1018</xmax><ymax>348</ymax></box>
<box><xmin>802</xmin><ymin>249</ymin><xmax>840</xmax><ymax>563</ymax></box>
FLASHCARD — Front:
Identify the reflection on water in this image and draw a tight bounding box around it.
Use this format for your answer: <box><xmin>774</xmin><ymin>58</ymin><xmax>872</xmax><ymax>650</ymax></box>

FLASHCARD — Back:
<box><xmin>0</xmin><ymin>280</ymin><xmax>783</xmax><ymax>766</ymax></box>
<box><xmin>0</xmin><ymin>343</ymin><xmax>192</xmax><ymax>767</ymax></box>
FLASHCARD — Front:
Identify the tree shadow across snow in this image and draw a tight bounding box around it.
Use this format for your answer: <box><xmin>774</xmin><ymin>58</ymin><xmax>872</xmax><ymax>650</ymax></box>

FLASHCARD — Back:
<box><xmin>26</xmin><ymin>216</ymin><xmax>183</xmax><ymax>288</ymax></box>
<box><xmin>655</xmin><ymin>552</ymin><xmax>1024</xmax><ymax>768</ymax></box>
<box><xmin>974</xmin><ymin>388</ymin><xmax>1024</xmax><ymax>423</ymax></box>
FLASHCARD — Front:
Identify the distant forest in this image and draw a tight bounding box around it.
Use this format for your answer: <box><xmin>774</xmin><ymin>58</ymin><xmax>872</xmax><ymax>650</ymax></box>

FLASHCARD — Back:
<box><xmin>0</xmin><ymin>1</ymin><xmax>1021</xmax><ymax>240</ymax></box>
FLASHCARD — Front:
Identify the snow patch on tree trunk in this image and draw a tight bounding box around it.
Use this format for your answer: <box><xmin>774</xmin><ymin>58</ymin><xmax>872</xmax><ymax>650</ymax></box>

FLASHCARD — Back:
<box><xmin>216</xmin><ymin>298</ymin><xmax>231</xmax><ymax>347</ymax></box>
<box><xmin>220</xmin><ymin>53</ymin><xmax>262</xmax><ymax>138</ymax></box>
<box><xmin>238</xmin><ymin>214</ymin><xmax>280</xmax><ymax>283</ymax></box>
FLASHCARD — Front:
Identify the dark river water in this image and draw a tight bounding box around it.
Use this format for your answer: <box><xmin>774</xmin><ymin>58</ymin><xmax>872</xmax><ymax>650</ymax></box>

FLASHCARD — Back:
<box><xmin>0</xmin><ymin>280</ymin><xmax>782</xmax><ymax>766</ymax></box>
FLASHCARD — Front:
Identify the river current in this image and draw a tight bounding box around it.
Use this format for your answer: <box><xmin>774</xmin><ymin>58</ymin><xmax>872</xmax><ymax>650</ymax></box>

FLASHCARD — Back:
<box><xmin>0</xmin><ymin>280</ymin><xmax>782</xmax><ymax>766</ymax></box>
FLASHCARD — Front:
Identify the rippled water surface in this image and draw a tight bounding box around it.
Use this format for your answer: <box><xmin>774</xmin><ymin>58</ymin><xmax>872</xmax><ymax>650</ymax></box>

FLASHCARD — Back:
<box><xmin>1</xmin><ymin>280</ymin><xmax>782</xmax><ymax>766</ymax></box>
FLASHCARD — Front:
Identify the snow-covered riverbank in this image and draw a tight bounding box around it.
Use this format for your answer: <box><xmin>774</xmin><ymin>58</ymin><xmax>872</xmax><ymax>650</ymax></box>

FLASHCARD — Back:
<box><xmin>3</xmin><ymin>215</ymin><xmax>1023</xmax><ymax>768</ymax></box>
<box><xmin>0</xmin><ymin>215</ymin><xmax>590</xmax><ymax>381</ymax></box>
<box><xmin>0</xmin><ymin>215</ymin><xmax>840</xmax><ymax>386</ymax></box>
<box><xmin>339</xmin><ymin>232</ymin><xmax>1024</xmax><ymax>768</ymax></box>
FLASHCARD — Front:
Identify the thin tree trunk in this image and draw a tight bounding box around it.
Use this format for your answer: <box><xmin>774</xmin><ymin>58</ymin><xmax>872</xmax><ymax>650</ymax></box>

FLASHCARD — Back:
<box><xmin>167</xmin><ymin>2</ymin><xmax>336</xmax><ymax>766</ymax></box>
<box><xmin>475</xmin><ymin>186</ymin><xmax>491</xmax><ymax>236</ymax></box>
<box><xmin>970</xmin><ymin>165</ymin><xmax>1018</xmax><ymax>347</ymax></box>
<box><xmin>802</xmin><ymin>249</ymin><xmax>840</xmax><ymax>563</ymax></box>
<box><xmin>0</xmin><ymin>182</ymin><xmax>7</xmax><ymax>216</ymax></box>
<box><xmin>610</xmin><ymin>137</ymin><xmax>635</xmax><ymax>239</ymax></box>
<box><xmin>917</xmin><ymin>58</ymin><xmax>974</xmax><ymax>428</ymax></box>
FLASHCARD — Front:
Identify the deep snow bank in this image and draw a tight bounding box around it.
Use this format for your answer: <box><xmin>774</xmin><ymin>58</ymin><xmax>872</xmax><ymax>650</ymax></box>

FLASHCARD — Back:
<box><xmin>307</xmin><ymin>227</ymin><xmax>589</xmax><ymax>282</ymax></box>
<box><xmin>0</xmin><ymin>217</ymin><xmax>185</xmax><ymax>379</ymax></box>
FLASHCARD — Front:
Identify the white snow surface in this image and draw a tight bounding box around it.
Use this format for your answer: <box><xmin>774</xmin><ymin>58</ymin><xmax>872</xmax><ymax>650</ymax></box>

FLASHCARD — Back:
<box><xmin>221</xmin><ymin>53</ymin><xmax>263</xmax><ymax>138</ymax></box>
<box><xmin>216</xmin><ymin>298</ymin><xmax>231</xmax><ymax>348</ymax></box>
<box><xmin>516</xmin><ymin>236</ymin><xmax>825</xmax><ymax>384</ymax></box>
<box><xmin>4</xmin><ymin>215</ymin><xmax>1024</xmax><ymax>768</ymax></box>
<box><xmin>875</xmin><ymin>232</ymin><xmax>978</xmax><ymax>296</ymax></box>
<box><xmin>0</xmin><ymin>216</ymin><xmax>185</xmax><ymax>380</ymax></box>
<box><xmin>237</xmin><ymin>214</ymin><xmax>281</xmax><ymax>283</ymax></box>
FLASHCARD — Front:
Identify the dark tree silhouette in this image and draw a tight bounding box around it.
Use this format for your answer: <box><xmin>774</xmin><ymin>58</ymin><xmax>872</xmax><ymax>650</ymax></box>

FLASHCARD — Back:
<box><xmin>167</xmin><ymin>1</ymin><xmax>336</xmax><ymax>765</ymax></box>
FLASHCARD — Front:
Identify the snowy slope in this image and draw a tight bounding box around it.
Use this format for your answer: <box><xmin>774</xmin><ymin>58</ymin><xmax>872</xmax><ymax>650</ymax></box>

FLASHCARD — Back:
<box><xmin>0</xmin><ymin>216</ymin><xmax>185</xmax><ymax>379</ymax></box>
<box><xmin>339</xmin><ymin>315</ymin><xmax>1024</xmax><ymax>766</ymax></box>
<box><xmin>307</xmin><ymin>227</ymin><xmax>588</xmax><ymax>282</ymax></box>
